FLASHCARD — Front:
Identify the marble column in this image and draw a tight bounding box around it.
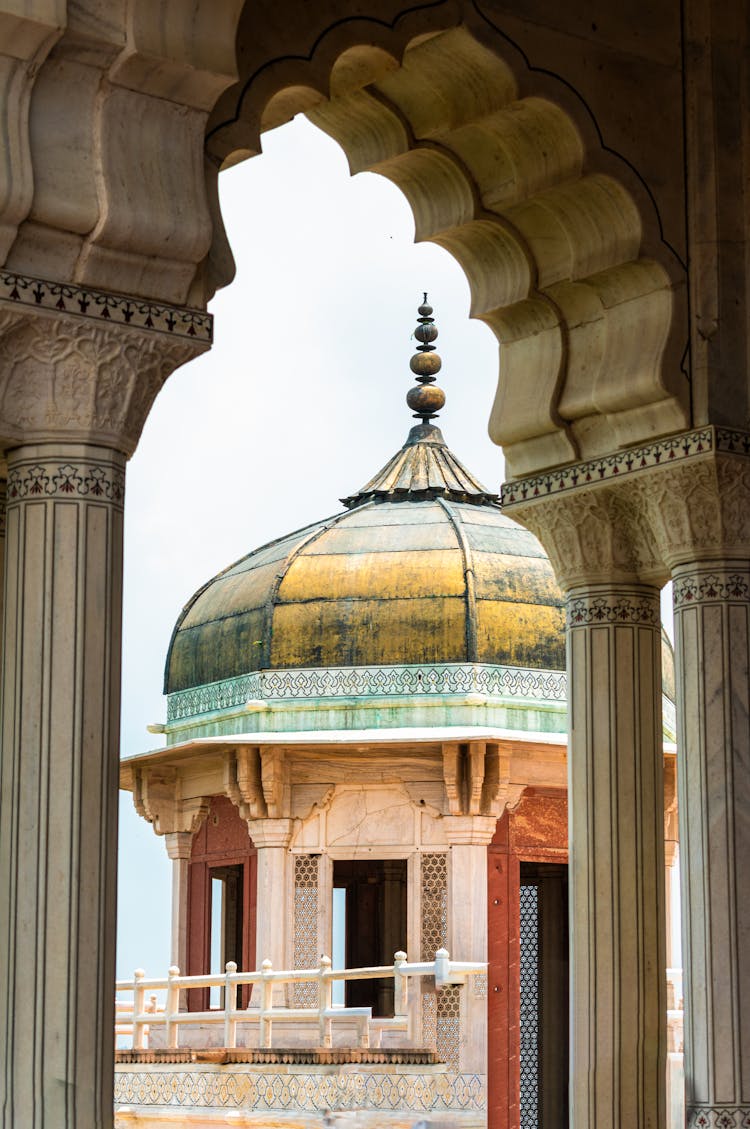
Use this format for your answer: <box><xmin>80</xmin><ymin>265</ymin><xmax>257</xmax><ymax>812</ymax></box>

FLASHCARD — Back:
<box><xmin>445</xmin><ymin>815</ymin><xmax>496</xmax><ymax>1074</ymax></box>
<box><xmin>245</xmin><ymin>819</ymin><xmax>294</xmax><ymax>1002</ymax></box>
<box><xmin>0</xmin><ymin>314</ymin><xmax>198</xmax><ymax>1129</ymax></box>
<box><xmin>165</xmin><ymin>832</ymin><xmax>194</xmax><ymax>975</ymax></box>
<box><xmin>0</xmin><ymin>442</ymin><xmax>126</xmax><ymax>1129</ymax></box>
<box><xmin>640</xmin><ymin>441</ymin><xmax>750</xmax><ymax>1127</ymax></box>
<box><xmin>671</xmin><ymin>561</ymin><xmax>750</xmax><ymax>1126</ymax></box>
<box><xmin>567</xmin><ymin>583</ymin><xmax>666</xmax><ymax>1129</ymax></box>
<box><xmin>505</xmin><ymin>485</ymin><xmax>668</xmax><ymax>1129</ymax></box>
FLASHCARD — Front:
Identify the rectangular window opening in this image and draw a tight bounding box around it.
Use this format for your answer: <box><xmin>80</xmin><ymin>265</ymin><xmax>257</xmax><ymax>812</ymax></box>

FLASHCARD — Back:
<box><xmin>332</xmin><ymin>858</ymin><xmax>407</xmax><ymax>1017</ymax></box>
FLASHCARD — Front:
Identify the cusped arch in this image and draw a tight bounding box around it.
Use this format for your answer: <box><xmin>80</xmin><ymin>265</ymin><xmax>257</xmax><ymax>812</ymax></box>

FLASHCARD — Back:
<box><xmin>209</xmin><ymin>14</ymin><xmax>688</xmax><ymax>476</ymax></box>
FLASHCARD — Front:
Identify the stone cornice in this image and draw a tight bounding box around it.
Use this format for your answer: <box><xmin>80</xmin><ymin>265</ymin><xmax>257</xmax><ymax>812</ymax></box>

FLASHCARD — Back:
<box><xmin>0</xmin><ymin>270</ymin><xmax>213</xmax><ymax>345</ymax></box>
<box><xmin>501</xmin><ymin>426</ymin><xmax>750</xmax><ymax>506</ymax></box>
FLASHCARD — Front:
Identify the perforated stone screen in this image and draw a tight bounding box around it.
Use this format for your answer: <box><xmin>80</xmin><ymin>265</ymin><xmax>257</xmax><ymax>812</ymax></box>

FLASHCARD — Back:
<box><xmin>293</xmin><ymin>854</ymin><xmax>320</xmax><ymax>1007</ymax></box>
<box><xmin>420</xmin><ymin>852</ymin><xmax>461</xmax><ymax>1071</ymax></box>
<box><xmin>519</xmin><ymin>882</ymin><xmax>539</xmax><ymax>1127</ymax></box>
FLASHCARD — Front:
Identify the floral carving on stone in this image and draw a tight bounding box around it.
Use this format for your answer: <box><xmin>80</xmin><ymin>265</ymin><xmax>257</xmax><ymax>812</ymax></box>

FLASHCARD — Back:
<box><xmin>0</xmin><ymin>314</ymin><xmax>197</xmax><ymax>454</ymax></box>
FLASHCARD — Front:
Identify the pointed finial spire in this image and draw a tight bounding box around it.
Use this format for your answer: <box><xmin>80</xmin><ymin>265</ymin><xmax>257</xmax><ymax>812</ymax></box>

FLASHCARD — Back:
<box><xmin>406</xmin><ymin>293</ymin><xmax>445</xmax><ymax>423</ymax></box>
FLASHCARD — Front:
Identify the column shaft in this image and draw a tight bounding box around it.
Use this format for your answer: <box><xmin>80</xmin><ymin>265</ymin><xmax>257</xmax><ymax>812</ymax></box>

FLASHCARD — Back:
<box><xmin>672</xmin><ymin>561</ymin><xmax>750</xmax><ymax>1126</ymax></box>
<box><xmin>568</xmin><ymin>584</ymin><xmax>666</xmax><ymax>1129</ymax></box>
<box><xmin>0</xmin><ymin>444</ymin><xmax>125</xmax><ymax>1129</ymax></box>
<box><xmin>164</xmin><ymin>832</ymin><xmax>193</xmax><ymax>975</ymax></box>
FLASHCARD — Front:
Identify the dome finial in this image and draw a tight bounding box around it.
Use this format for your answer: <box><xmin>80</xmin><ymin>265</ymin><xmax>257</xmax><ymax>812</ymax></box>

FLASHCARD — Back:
<box><xmin>407</xmin><ymin>293</ymin><xmax>446</xmax><ymax>424</ymax></box>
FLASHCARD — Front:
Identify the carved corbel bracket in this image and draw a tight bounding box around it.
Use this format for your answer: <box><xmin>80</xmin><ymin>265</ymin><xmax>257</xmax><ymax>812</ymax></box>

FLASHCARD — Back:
<box><xmin>442</xmin><ymin>740</ymin><xmax>524</xmax><ymax>818</ymax></box>
<box><xmin>260</xmin><ymin>746</ymin><xmax>289</xmax><ymax>819</ymax></box>
<box><xmin>133</xmin><ymin>765</ymin><xmax>209</xmax><ymax>838</ymax></box>
<box><xmin>223</xmin><ymin>746</ymin><xmax>265</xmax><ymax>820</ymax></box>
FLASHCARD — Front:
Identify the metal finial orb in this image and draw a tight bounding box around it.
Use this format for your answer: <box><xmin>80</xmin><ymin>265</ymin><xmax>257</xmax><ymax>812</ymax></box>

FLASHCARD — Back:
<box><xmin>407</xmin><ymin>384</ymin><xmax>446</xmax><ymax>416</ymax></box>
<box><xmin>410</xmin><ymin>352</ymin><xmax>442</xmax><ymax>378</ymax></box>
<box><xmin>414</xmin><ymin>322</ymin><xmax>438</xmax><ymax>345</ymax></box>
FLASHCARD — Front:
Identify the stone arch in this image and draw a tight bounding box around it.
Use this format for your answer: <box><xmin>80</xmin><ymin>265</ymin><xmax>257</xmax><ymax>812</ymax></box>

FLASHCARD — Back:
<box><xmin>203</xmin><ymin>14</ymin><xmax>688</xmax><ymax>477</ymax></box>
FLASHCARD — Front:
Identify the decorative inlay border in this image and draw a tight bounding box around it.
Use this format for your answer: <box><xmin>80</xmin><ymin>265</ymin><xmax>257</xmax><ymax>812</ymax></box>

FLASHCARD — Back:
<box><xmin>501</xmin><ymin>426</ymin><xmax>750</xmax><ymax>507</ymax></box>
<box><xmin>7</xmin><ymin>459</ymin><xmax>125</xmax><ymax>507</ymax></box>
<box><xmin>688</xmin><ymin>1107</ymin><xmax>750</xmax><ymax>1128</ymax></box>
<box><xmin>567</xmin><ymin>595</ymin><xmax>661</xmax><ymax>629</ymax></box>
<box><xmin>113</xmin><ymin>1068</ymin><xmax>486</xmax><ymax>1113</ymax></box>
<box><xmin>166</xmin><ymin>662</ymin><xmax>568</xmax><ymax>721</ymax></box>
<box><xmin>673</xmin><ymin>569</ymin><xmax>750</xmax><ymax>609</ymax></box>
<box><xmin>0</xmin><ymin>270</ymin><xmax>213</xmax><ymax>344</ymax></box>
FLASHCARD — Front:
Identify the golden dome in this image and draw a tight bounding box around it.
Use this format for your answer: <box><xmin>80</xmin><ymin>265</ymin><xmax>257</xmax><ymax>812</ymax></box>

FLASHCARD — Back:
<box><xmin>164</xmin><ymin>427</ymin><xmax>565</xmax><ymax>694</ymax></box>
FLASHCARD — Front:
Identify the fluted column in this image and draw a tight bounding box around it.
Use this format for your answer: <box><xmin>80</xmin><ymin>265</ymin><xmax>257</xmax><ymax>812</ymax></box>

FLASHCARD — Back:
<box><xmin>640</xmin><ymin>443</ymin><xmax>750</xmax><ymax>1127</ymax></box>
<box><xmin>0</xmin><ymin>313</ymin><xmax>199</xmax><ymax>1129</ymax></box>
<box><xmin>567</xmin><ymin>583</ymin><xmax>666</xmax><ymax>1129</ymax></box>
<box><xmin>672</xmin><ymin>562</ymin><xmax>750</xmax><ymax>1125</ymax></box>
<box><xmin>505</xmin><ymin>484</ymin><xmax>668</xmax><ymax>1129</ymax></box>
<box><xmin>0</xmin><ymin>442</ymin><xmax>125</xmax><ymax>1129</ymax></box>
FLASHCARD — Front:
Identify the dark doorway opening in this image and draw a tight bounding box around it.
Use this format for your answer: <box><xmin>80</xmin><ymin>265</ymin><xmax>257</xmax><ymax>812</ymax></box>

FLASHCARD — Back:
<box><xmin>209</xmin><ymin>864</ymin><xmax>244</xmax><ymax>1008</ymax></box>
<box><xmin>332</xmin><ymin>858</ymin><xmax>407</xmax><ymax>1016</ymax></box>
<box><xmin>519</xmin><ymin>862</ymin><xmax>569</xmax><ymax>1129</ymax></box>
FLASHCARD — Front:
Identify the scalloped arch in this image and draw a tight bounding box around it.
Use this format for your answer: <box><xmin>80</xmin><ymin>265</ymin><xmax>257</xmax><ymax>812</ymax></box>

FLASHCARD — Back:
<box><xmin>210</xmin><ymin>14</ymin><xmax>688</xmax><ymax>476</ymax></box>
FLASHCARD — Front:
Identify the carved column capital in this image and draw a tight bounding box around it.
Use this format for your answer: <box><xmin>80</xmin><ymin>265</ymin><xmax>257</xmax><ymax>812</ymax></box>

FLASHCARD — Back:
<box><xmin>502</xmin><ymin>426</ymin><xmax>750</xmax><ymax>584</ymax></box>
<box><xmin>0</xmin><ymin>311</ymin><xmax>201</xmax><ymax>456</ymax></box>
<box><xmin>443</xmin><ymin>815</ymin><xmax>499</xmax><ymax>846</ymax></box>
<box><xmin>505</xmin><ymin>478</ymin><xmax>665</xmax><ymax>590</ymax></box>
<box><xmin>641</xmin><ymin>449</ymin><xmax>750</xmax><ymax>567</ymax></box>
<box><xmin>245</xmin><ymin>818</ymin><xmax>294</xmax><ymax>849</ymax></box>
<box><xmin>164</xmin><ymin>831</ymin><xmax>194</xmax><ymax>861</ymax></box>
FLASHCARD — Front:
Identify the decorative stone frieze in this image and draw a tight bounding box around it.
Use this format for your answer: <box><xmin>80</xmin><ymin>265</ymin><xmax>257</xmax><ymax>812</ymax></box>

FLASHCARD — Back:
<box><xmin>166</xmin><ymin>661</ymin><xmax>568</xmax><ymax>724</ymax></box>
<box><xmin>0</xmin><ymin>271</ymin><xmax>213</xmax><ymax>342</ymax></box>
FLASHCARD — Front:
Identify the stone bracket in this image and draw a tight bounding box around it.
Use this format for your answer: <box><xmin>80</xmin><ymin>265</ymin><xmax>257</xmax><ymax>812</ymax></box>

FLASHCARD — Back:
<box><xmin>132</xmin><ymin>765</ymin><xmax>209</xmax><ymax>837</ymax></box>
<box><xmin>442</xmin><ymin>741</ymin><xmax>523</xmax><ymax>817</ymax></box>
<box><xmin>223</xmin><ymin>747</ymin><xmax>265</xmax><ymax>820</ymax></box>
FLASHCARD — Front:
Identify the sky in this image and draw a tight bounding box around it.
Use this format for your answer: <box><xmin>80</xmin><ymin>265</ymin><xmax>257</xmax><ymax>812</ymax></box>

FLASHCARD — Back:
<box><xmin>116</xmin><ymin>115</ymin><xmax>501</xmax><ymax>978</ymax></box>
<box><xmin>116</xmin><ymin>113</ymin><xmax>676</xmax><ymax>980</ymax></box>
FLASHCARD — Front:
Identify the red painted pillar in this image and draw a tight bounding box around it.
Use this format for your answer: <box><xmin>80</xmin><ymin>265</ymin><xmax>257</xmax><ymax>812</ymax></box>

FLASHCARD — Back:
<box><xmin>488</xmin><ymin>815</ymin><xmax>520</xmax><ymax>1129</ymax></box>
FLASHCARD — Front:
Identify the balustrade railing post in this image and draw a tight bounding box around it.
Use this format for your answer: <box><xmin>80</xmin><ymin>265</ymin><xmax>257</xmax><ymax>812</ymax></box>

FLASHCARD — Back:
<box><xmin>132</xmin><ymin>969</ymin><xmax>146</xmax><ymax>1051</ymax></box>
<box><xmin>164</xmin><ymin>966</ymin><xmax>180</xmax><ymax>1049</ymax></box>
<box><xmin>319</xmin><ymin>955</ymin><xmax>332</xmax><ymax>1048</ymax></box>
<box><xmin>393</xmin><ymin>951</ymin><xmax>408</xmax><ymax>1015</ymax></box>
<box><xmin>224</xmin><ymin>961</ymin><xmax>238</xmax><ymax>1048</ymax></box>
<box><xmin>434</xmin><ymin>948</ymin><xmax>450</xmax><ymax>988</ymax></box>
<box><xmin>260</xmin><ymin>959</ymin><xmax>273</xmax><ymax>1049</ymax></box>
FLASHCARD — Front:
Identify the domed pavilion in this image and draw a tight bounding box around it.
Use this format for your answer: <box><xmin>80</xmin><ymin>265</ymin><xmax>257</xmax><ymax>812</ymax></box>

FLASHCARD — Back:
<box><xmin>119</xmin><ymin>299</ymin><xmax>677</xmax><ymax>1129</ymax></box>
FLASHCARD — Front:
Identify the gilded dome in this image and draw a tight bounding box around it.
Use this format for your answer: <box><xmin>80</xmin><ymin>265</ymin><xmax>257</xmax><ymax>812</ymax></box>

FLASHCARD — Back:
<box><xmin>164</xmin><ymin>425</ymin><xmax>566</xmax><ymax>694</ymax></box>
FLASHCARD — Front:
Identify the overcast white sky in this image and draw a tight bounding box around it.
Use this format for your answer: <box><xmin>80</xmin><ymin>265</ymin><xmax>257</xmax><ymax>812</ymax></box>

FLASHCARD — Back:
<box><xmin>116</xmin><ymin>115</ymin><xmax>501</xmax><ymax>977</ymax></box>
<box><xmin>116</xmin><ymin>114</ymin><xmax>675</xmax><ymax>979</ymax></box>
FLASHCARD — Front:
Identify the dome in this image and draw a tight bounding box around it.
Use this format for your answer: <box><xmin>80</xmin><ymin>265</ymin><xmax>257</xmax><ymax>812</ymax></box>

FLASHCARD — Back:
<box><xmin>164</xmin><ymin>424</ymin><xmax>566</xmax><ymax>694</ymax></box>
